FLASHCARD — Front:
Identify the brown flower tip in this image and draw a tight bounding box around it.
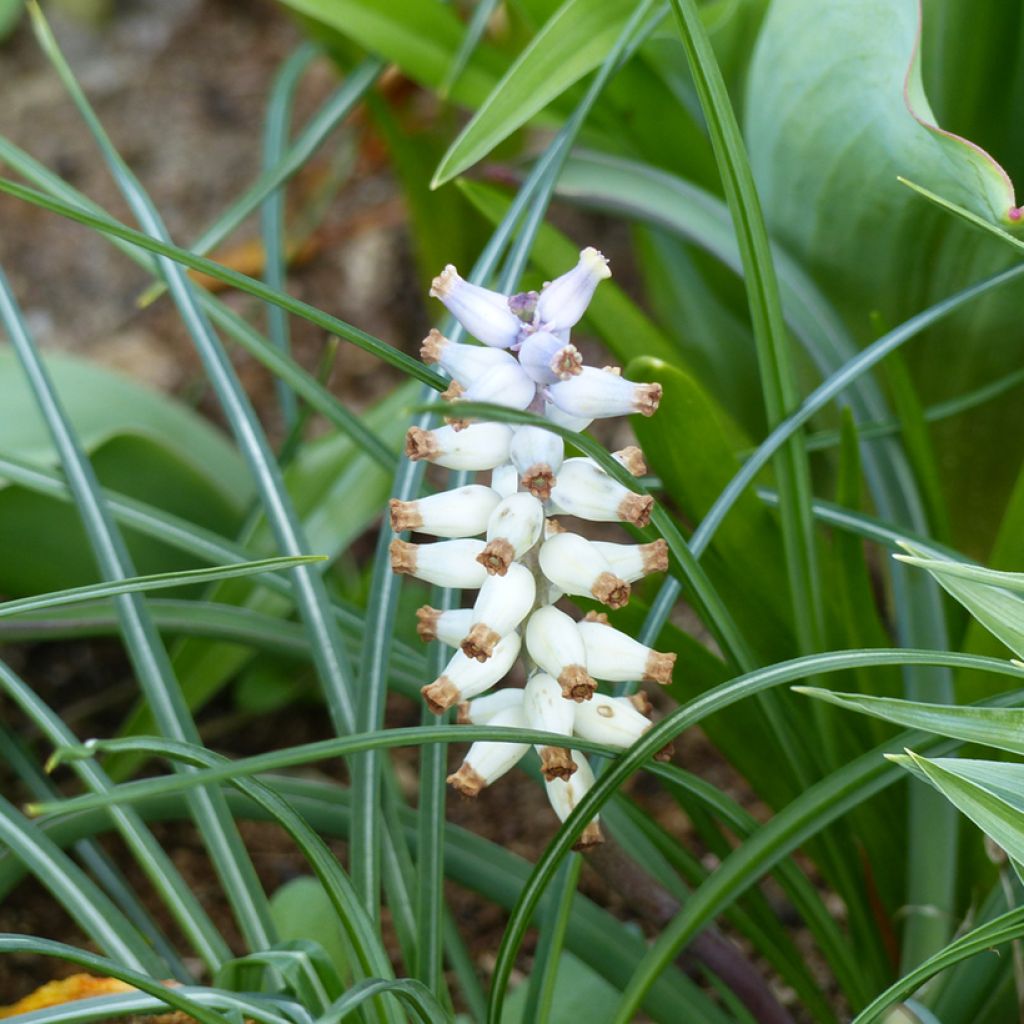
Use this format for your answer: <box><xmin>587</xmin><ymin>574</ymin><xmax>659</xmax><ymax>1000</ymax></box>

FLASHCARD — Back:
<box><xmin>390</xmin><ymin>539</ymin><xmax>417</xmax><ymax>576</ymax></box>
<box><xmin>643</xmin><ymin>651</ymin><xmax>676</xmax><ymax>686</ymax></box>
<box><xmin>601</xmin><ymin>365</ymin><xmax>622</xmax><ymax>376</ymax></box>
<box><xmin>430</xmin><ymin>264</ymin><xmax>458</xmax><ymax>299</ymax></box>
<box><xmin>543</xmin><ymin>516</ymin><xmax>566</xmax><ymax>535</ymax></box>
<box><xmin>583</xmin><ymin>610</ymin><xmax>609</xmax><ymax>625</ymax></box>
<box><xmin>415</xmin><ymin>605</ymin><xmax>440</xmax><ymax>643</ymax></box>
<box><xmin>573</xmin><ymin>820</ymin><xmax>605</xmax><ymax>851</ymax></box>
<box><xmin>641</xmin><ymin>539</ymin><xmax>669</xmax><ymax>574</ymax></box>
<box><xmin>441</xmin><ymin>379</ymin><xmax>464</xmax><ymax>402</ymax></box>
<box><xmin>552</xmin><ymin>345</ymin><xmax>583</xmax><ymax>380</ymax></box>
<box><xmin>521</xmin><ymin>464</ymin><xmax>555</xmax><ymax>501</ymax></box>
<box><xmin>446</xmin><ymin>417</ymin><xmax>472</xmax><ymax>432</ymax></box>
<box><xmin>447</xmin><ymin>761</ymin><xmax>485</xmax><ymax>796</ymax></box>
<box><xmin>389</xmin><ymin>498</ymin><xmax>423</xmax><ymax>533</ymax></box>
<box><xmin>461</xmin><ymin>622</ymin><xmax>500</xmax><ymax>662</ymax></box>
<box><xmin>405</xmin><ymin>426</ymin><xmax>439</xmax><ymax>462</ymax></box>
<box><xmin>421</xmin><ymin>676</ymin><xmax>459</xmax><ymax>714</ymax></box>
<box><xmin>627</xmin><ymin>691</ymin><xmax>653</xmax><ymax>716</ymax></box>
<box><xmin>539</xmin><ymin>746</ymin><xmax>578</xmax><ymax>782</ymax></box>
<box><xmin>634</xmin><ymin>383</ymin><xmax>662</xmax><ymax>417</ymax></box>
<box><xmin>592</xmin><ymin>571</ymin><xmax>631</xmax><ymax>610</ymax></box>
<box><xmin>420</xmin><ymin>328</ymin><xmax>446</xmax><ymax>364</ymax></box>
<box><xmin>558</xmin><ymin>664</ymin><xmax>597</xmax><ymax>702</ymax></box>
<box><xmin>618</xmin><ymin>493</ymin><xmax>653</xmax><ymax>528</ymax></box>
<box><xmin>654</xmin><ymin>740</ymin><xmax>675</xmax><ymax>763</ymax></box>
<box><xmin>614</xmin><ymin>446</ymin><xmax>647</xmax><ymax>476</ymax></box>
<box><xmin>476</xmin><ymin>538</ymin><xmax>514</xmax><ymax>576</ymax></box>
<box><xmin>456</xmin><ymin>701</ymin><xmax>472</xmax><ymax>725</ymax></box>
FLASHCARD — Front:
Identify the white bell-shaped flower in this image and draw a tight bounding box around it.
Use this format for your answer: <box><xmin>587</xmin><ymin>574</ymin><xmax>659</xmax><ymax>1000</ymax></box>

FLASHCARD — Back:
<box><xmin>577</xmin><ymin>612</ymin><xmax>676</xmax><ymax>685</ymax></box>
<box><xmin>517</xmin><ymin>330</ymin><xmax>583</xmax><ymax>384</ymax></box>
<box><xmin>525</xmin><ymin>604</ymin><xmax>596</xmax><ymax>701</ymax></box>
<box><xmin>415</xmin><ymin>606</ymin><xmax>474</xmax><ymax>647</ymax></box>
<box><xmin>547</xmin><ymin>366</ymin><xmax>662</xmax><ymax>420</ymax></box>
<box><xmin>420</xmin><ymin>329</ymin><xmax>519</xmax><ymax>385</ymax></box>
<box><xmin>535</xmin><ymin>247</ymin><xmax>611</xmax><ymax>331</ymax></box>
<box><xmin>544</xmin><ymin>751</ymin><xmax>603</xmax><ymax>849</ymax></box>
<box><xmin>462</xmin><ymin>562</ymin><xmax>536</xmax><ymax>661</ymax></box>
<box><xmin>389</xmin><ymin>484</ymin><xmax>501</xmax><ymax>538</ymax></box>
<box><xmin>447</xmin><ymin>704</ymin><xmax>529</xmax><ymax>795</ymax></box>
<box><xmin>458</xmin><ymin>359</ymin><xmax>537</xmax><ymax>411</ymax></box>
<box><xmin>390</xmin><ymin>538</ymin><xmax>488</xmax><ymax>589</ymax></box>
<box><xmin>549</xmin><ymin>457</ymin><xmax>653</xmax><ymax>527</ymax></box>
<box><xmin>404</xmin><ymin>422</ymin><xmax>513</xmax><ymax>471</ymax></box>
<box><xmin>589</xmin><ymin>539</ymin><xmax>669</xmax><ymax>582</ymax></box>
<box><xmin>421</xmin><ymin>631</ymin><xmax>522</xmax><ymax>713</ymax></box>
<box><xmin>538</xmin><ymin>532</ymin><xmax>631</xmax><ymax>609</ymax></box>
<box><xmin>430</xmin><ymin>265</ymin><xmax>524</xmax><ymax>349</ymax></box>
<box><xmin>478</xmin><ymin>492</ymin><xmax>545</xmax><ymax>575</ymax></box>
<box><xmin>510</xmin><ymin>425</ymin><xmax>564</xmax><ymax>500</ymax></box>
<box><xmin>523</xmin><ymin>671</ymin><xmax>577</xmax><ymax>780</ymax></box>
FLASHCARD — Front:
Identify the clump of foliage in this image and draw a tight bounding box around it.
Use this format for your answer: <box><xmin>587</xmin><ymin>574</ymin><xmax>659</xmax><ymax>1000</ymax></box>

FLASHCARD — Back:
<box><xmin>2</xmin><ymin>0</ymin><xmax>1024</xmax><ymax>1022</ymax></box>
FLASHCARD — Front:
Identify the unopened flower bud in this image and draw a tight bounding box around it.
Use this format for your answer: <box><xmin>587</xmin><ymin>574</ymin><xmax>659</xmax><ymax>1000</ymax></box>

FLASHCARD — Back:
<box><xmin>420</xmin><ymin>329</ymin><xmax>519</xmax><ymax>385</ymax></box>
<box><xmin>538</xmin><ymin>533</ymin><xmax>631</xmax><ymax>609</ymax></box>
<box><xmin>523</xmin><ymin>671</ymin><xmax>577</xmax><ymax>781</ymax></box>
<box><xmin>590</xmin><ymin>539</ymin><xmax>669</xmax><ymax>582</ymax></box>
<box><xmin>421</xmin><ymin>631</ymin><xmax>521</xmax><ymax>713</ymax></box>
<box><xmin>547</xmin><ymin>366</ymin><xmax>662</xmax><ymax>420</ymax></box>
<box><xmin>459</xmin><ymin>359</ymin><xmax>537</xmax><ymax>411</ymax></box>
<box><xmin>549</xmin><ymin>458</ymin><xmax>653</xmax><ymax>527</ymax></box>
<box><xmin>525</xmin><ymin>604</ymin><xmax>596</xmax><ymax>701</ymax></box>
<box><xmin>544</xmin><ymin>751</ymin><xmax>603</xmax><ymax>849</ymax></box>
<box><xmin>391</xmin><ymin>538</ymin><xmax>488</xmax><ymax>589</ymax></box>
<box><xmin>577</xmin><ymin>616</ymin><xmax>676</xmax><ymax>685</ymax></box>
<box><xmin>389</xmin><ymin>485</ymin><xmax>501</xmax><ymax>538</ymax></box>
<box><xmin>417</xmin><ymin>606</ymin><xmax>474</xmax><ymax>646</ymax></box>
<box><xmin>462</xmin><ymin>562</ymin><xmax>536</xmax><ymax>661</ymax></box>
<box><xmin>612</xmin><ymin>446</ymin><xmax>647</xmax><ymax>476</ymax></box>
<box><xmin>508</xmin><ymin>290</ymin><xmax>539</xmax><ymax>322</ymax></box>
<box><xmin>478</xmin><ymin>492</ymin><xmax>545</xmax><ymax>575</ymax></box>
<box><xmin>510</xmin><ymin>425</ymin><xmax>564</xmax><ymax>500</ymax></box>
<box><xmin>535</xmin><ymin>248</ymin><xmax>611</xmax><ymax>331</ymax></box>
<box><xmin>405</xmin><ymin>422</ymin><xmax>513</xmax><ymax>471</ymax></box>
<box><xmin>543</xmin><ymin>400</ymin><xmax>592</xmax><ymax>433</ymax></box>
<box><xmin>457</xmin><ymin>687</ymin><xmax>523</xmax><ymax>725</ymax></box>
<box><xmin>430</xmin><ymin>266</ymin><xmax>523</xmax><ymax>349</ymax></box>
<box><xmin>517</xmin><ymin>330</ymin><xmax>583</xmax><ymax>384</ymax></box>
<box><xmin>447</xmin><ymin>704</ymin><xmax>529</xmax><ymax>795</ymax></box>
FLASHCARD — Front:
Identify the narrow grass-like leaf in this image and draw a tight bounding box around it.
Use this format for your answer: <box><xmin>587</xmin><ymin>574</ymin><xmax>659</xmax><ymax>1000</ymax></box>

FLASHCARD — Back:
<box><xmin>0</xmin><ymin>798</ymin><xmax>163</xmax><ymax>975</ymax></box>
<box><xmin>260</xmin><ymin>44</ymin><xmax>315</xmax><ymax>431</ymax></box>
<box><xmin>317</xmin><ymin>978</ymin><xmax>447</xmax><ymax>1024</ymax></box>
<box><xmin>0</xmin><ymin>555</ymin><xmax>322</xmax><ymax>619</ymax></box>
<box><xmin>438</xmin><ymin>0</ymin><xmax>503</xmax><ymax>99</ymax></box>
<box><xmin>0</xmin><ymin>662</ymin><xmax>230</xmax><ymax>973</ymax></box>
<box><xmin>666</xmin><ymin>0</ymin><xmax>823</xmax><ymax>679</ymax></box>
<box><xmin>0</xmin><ymin>262</ymin><xmax>276</xmax><ymax>952</ymax></box>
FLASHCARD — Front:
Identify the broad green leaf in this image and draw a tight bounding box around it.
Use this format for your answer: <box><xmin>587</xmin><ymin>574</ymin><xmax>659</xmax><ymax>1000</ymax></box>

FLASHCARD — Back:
<box><xmin>0</xmin><ymin>0</ymin><xmax>21</xmax><ymax>38</ymax></box>
<box><xmin>275</xmin><ymin>0</ymin><xmax>504</xmax><ymax>107</ymax></box>
<box><xmin>0</xmin><ymin>347</ymin><xmax>249</xmax><ymax>594</ymax></box>
<box><xmin>434</xmin><ymin>0</ymin><xmax>648</xmax><ymax>186</ymax></box>
<box><xmin>502</xmin><ymin>953</ymin><xmax>619</xmax><ymax>1024</ymax></box>
<box><xmin>744</xmin><ymin>0</ymin><xmax>1024</xmax><ymax>543</ymax></box>
<box><xmin>795</xmin><ymin>688</ymin><xmax>1024</xmax><ymax>758</ymax></box>
<box><xmin>892</xmin><ymin>753</ymin><xmax>1024</xmax><ymax>866</ymax></box>
<box><xmin>270</xmin><ymin>878</ymin><xmax>350</xmax><ymax>984</ymax></box>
